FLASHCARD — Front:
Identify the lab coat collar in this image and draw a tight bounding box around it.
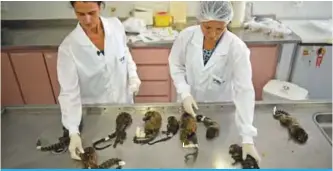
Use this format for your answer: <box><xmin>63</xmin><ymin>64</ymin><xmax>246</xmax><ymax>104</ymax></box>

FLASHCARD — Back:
<box><xmin>190</xmin><ymin>26</ymin><xmax>232</xmax><ymax>56</ymax></box>
<box><xmin>190</xmin><ymin>26</ymin><xmax>232</xmax><ymax>71</ymax></box>
<box><xmin>214</xmin><ymin>30</ymin><xmax>232</xmax><ymax>55</ymax></box>
<box><xmin>204</xmin><ymin>30</ymin><xmax>232</xmax><ymax>70</ymax></box>
<box><xmin>73</xmin><ymin>16</ymin><xmax>110</xmax><ymax>46</ymax></box>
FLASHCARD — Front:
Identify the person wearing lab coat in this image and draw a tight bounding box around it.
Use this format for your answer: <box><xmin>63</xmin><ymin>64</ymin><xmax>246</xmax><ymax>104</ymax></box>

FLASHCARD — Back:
<box><xmin>169</xmin><ymin>1</ymin><xmax>261</xmax><ymax>163</ymax></box>
<box><xmin>57</xmin><ymin>1</ymin><xmax>141</xmax><ymax>160</ymax></box>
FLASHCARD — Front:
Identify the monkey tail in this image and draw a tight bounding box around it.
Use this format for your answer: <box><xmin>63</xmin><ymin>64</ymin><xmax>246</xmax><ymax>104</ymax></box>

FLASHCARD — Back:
<box><xmin>36</xmin><ymin>138</ymin><xmax>69</xmax><ymax>154</ymax></box>
<box><xmin>98</xmin><ymin>158</ymin><xmax>125</xmax><ymax>169</ymax></box>
<box><xmin>148</xmin><ymin>134</ymin><xmax>173</xmax><ymax>145</ymax></box>
<box><xmin>133</xmin><ymin>133</ymin><xmax>158</xmax><ymax>144</ymax></box>
<box><xmin>93</xmin><ymin>133</ymin><xmax>116</xmax><ymax>150</ymax></box>
<box><xmin>184</xmin><ymin>147</ymin><xmax>199</xmax><ymax>162</ymax></box>
<box><xmin>112</xmin><ymin>131</ymin><xmax>126</xmax><ymax>148</ymax></box>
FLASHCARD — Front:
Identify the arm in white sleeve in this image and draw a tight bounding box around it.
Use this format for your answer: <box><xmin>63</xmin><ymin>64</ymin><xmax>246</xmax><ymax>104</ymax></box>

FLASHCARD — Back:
<box><xmin>57</xmin><ymin>46</ymin><xmax>82</xmax><ymax>135</ymax></box>
<box><xmin>168</xmin><ymin>33</ymin><xmax>191</xmax><ymax>100</ymax></box>
<box><xmin>124</xmin><ymin>34</ymin><xmax>139</xmax><ymax>79</ymax></box>
<box><xmin>116</xmin><ymin>17</ymin><xmax>139</xmax><ymax>79</ymax></box>
<box><xmin>231</xmin><ymin>45</ymin><xmax>258</xmax><ymax>144</ymax></box>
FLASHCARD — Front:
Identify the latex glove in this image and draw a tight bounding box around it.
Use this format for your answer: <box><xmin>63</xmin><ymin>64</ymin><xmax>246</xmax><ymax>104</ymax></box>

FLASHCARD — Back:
<box><xmin>242</xmin><ymin>143</ymin><xmax>261</xmax><ymax>163</ymax></box>
<box><xmin>129</xmin><ymin>77</ymin><xmax>141</xmax><ymax>96</ymax></box>
<box><xmin>182</xmin><ymin>95</ymin><xmax>198</xmax><ymax>117</ymax></box>
<box><xmin>69</xmin><ymin>133</ymin><xmax>84</xmax><ymax>160</ymax></box>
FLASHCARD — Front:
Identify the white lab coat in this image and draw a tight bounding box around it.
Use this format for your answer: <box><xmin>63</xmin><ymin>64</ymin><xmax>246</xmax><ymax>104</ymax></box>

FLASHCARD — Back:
<box><xmin>169</xmin><ymin>25</ymin><xmax>257</xmax><ymax>144</ymax></box>
<box><xmin>57</xmin><ymin>16</ymin><xmax>139</xmax><ymax>135</ymax></box>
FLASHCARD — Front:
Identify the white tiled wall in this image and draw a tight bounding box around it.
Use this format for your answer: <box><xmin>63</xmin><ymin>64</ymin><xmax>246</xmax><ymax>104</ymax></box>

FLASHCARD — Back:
<box><xmin>251</xmin><ymin>1</ymin><xmax>332</xmax><ymax>19</ymax></box>
<box><xmin>1</xmin><ymin>1</ymin><xmax>332</xmax><ymax>20</ymax></box>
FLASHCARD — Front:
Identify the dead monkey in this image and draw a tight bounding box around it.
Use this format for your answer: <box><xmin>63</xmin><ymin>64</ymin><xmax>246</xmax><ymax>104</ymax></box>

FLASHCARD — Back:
<box><xmin>80</xmin><ymin>147</ymin><xmax>99</xmax><ymax>169</ymax></box>
<box><xmin>93</xmin><ymin>112</ymin><xmax>133</xmax><ymax>150</ymax></box>
<box><xmin>180</xmin><ymin>112</ymin><xmax>199</xmax><ymax>163</ymax></box>
<box><xmin>148</xmin><ymin>116</ymin><xmax>180</xmax><ymax>145</ymax></box>
<box><xmin>79</xmin><ymin>146</ymin><xmax>125</xmax><ymax>169</ymax></box>
<box><xmin>229</xmin><ymin>144</ymin><xmax>260</xmax><ymax>169</ymax></box>
<box><xmin>36</xmin><ymin>136</ymin><xmax>70</xmax><ymax>154</ymax></box>
<box><xmin>36</xmin><ymin>120</ymin><xmax>84</xmax><ymax>154</ymax></box>
<box><xmin>196</xmin><ymin>114</ymin><xmax>220</xmax><ymax>140</ymax></box>
<box><xmin>133</xmin><ymin>111</ymin><xmax>162</xmax><ymax>144</ymax></box>
<box><xmin>273</xmin><ymin>106</ymin><xmax>308</xmax><ymax>144</ymax></box>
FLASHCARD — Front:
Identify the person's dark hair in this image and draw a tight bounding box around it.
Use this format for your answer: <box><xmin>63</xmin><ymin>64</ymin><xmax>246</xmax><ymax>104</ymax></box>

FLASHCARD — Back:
<box><xmin>70</xmin><ymin>1</ymin><xmax>105</xmax><ymax>8</ymax></box>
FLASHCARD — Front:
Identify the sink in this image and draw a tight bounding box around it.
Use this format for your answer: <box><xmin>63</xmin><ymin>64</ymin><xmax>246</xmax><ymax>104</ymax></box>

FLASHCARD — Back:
<box><xmin>322</xmin><ymin>127</ymin><xmax>332</xmax><ymax>141</ymax></box>
<box><xmin>313</xmin><ymin>112</ymin><xmax>332</xmax><ymax>145</ymax></box>
<box><xmin>315</xmin><ymin>113</ymin><xmax>332</xmax><ymax>124</ymax></box>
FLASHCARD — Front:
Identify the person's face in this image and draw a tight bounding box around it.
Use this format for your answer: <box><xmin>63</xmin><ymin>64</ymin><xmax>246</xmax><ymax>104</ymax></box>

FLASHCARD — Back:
<box><xmin>201</xmin><ymin>20</ymin><xmax>227</xmax><ymax>41</ymax></box>
<box><xmin>73</xmin><ymin>2</ymin><xmax>101</xmax><ymax>30</ymax></box>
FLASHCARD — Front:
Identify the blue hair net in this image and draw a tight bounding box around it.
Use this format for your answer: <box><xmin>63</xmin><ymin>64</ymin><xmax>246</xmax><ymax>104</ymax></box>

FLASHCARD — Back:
<box><xmin>197</xmin><ymin>1</ymin><xmax>234</xmax><ymax>23</ymax></box>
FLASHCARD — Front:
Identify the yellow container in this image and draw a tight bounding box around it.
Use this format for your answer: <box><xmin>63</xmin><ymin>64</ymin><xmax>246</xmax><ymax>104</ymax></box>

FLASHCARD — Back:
<box><xmin>154</xmin><ymin>12</ymin><xmax>173</xmax><ymax>27</ymax></box>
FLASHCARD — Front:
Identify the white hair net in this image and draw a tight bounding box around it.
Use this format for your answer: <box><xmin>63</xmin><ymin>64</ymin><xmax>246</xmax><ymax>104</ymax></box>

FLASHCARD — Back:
<box><xmin>197</xmin><ymin>1</ymin><xmax>234</xmax><ymax>23</ymax></box>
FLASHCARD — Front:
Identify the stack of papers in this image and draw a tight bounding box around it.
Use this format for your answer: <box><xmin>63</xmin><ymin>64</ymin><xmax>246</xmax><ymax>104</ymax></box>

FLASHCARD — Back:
<box><xmin>127</xmin><ymin>27</ymin><xmax>179</xmax><ymax>43</ymax></box>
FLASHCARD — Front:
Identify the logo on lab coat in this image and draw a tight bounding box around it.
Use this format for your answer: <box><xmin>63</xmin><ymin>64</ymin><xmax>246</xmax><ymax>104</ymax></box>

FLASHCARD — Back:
<box><xmin>213</xmin><ymin>78</ymin><xmax>222</xmax><ymax>85</ymax></box>
<box><xmin>212</xmin><ymin>75</ymin><xmax>225</xmax><ymax>86</ymax></box>
<box><xmin>119</xmin><ymin>56</ymin><xmax>125</xmax><ymax>63</ymax></box>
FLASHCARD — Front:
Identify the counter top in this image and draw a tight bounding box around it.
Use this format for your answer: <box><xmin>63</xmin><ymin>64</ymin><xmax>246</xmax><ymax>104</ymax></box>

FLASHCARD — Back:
<box><xmin>279</xmin><ymin>19</ymin><xmax>332</xmax><ymax>44</ymax></box>
<box><xmin>1</xmin><ymin>19</ymin><xmax>301</xmax><ymax>51</ymax></box>
<box><xmin>1</xmin><ymin>100</ymin><xmax>332</xmax><ymax>168</ymax></box>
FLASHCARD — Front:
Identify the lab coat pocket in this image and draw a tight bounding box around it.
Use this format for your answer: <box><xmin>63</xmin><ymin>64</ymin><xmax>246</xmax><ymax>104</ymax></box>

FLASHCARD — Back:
<box><xmin>209</xmin><ymin>74</ymin><xmax>226</xmax><ymax>90</ymax></box>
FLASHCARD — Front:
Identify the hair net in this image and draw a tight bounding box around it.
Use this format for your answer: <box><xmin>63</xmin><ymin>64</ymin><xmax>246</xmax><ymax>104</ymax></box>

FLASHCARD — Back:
<box><xmin>197</xmin><ymin>1</ymin><xmax>234</xmax><ymax>23</ymax></box>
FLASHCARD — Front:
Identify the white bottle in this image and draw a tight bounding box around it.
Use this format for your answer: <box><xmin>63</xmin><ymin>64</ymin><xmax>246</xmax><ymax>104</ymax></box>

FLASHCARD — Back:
<box><xmin>230</xmin><ymin>1</ymin><xmax>247</xmax><ymax>28</ymax></box>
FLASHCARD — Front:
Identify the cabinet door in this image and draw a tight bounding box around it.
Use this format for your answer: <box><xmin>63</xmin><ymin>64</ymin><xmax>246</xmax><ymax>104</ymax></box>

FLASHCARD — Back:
<box><xmin>131</xmin><ymin>48</ymin><xmax>171</xmax><ymax>103</ymax></box>
<box><xmin>137</xmin><ymin>65</ymin><xmax>169</xmax><ymax>81</ymax></box>
<box><xmin>131</xmin><ymin>48</ymin><xmax>169</xmax><ymax>65</ymax></box>
<box><xmin>1</xmin><ymin>53</ymin><xmax>24</xmax><ymax>106</ymax></box>
<box><xmin>249</xmin><ymin>45</ymin><xmax>279</xmax><ymax>100</ymax></box>
<box><xmin>10</xmin><ymin>52</ymin><xmax>56</xmax><ymax>104</ymax></box>
<box><xmin>138</xmin><ymin>81</ymin><xmax>170</xmax><ymax>96</ymax></box>
<box><xmin>290</xmin><ymin>46</ymin><xmax>332</xmax><ymax>100</ymax></box>
<box><xmin>170</xmin><ymin>83</ymin><xmax>177</xmax><ymax>102</ymax></box>
<box><xmin>44</xmin><ymin>52</ymin><xmax>60</xmax><ymax>103</ymax></box>
<box><xmin>135</xmin><ymin>96</ymin><xmax>169</xmax><ymax>103</ymax></box>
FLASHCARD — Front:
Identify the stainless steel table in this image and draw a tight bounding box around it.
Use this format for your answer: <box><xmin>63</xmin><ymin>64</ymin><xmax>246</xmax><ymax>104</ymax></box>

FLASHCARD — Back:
<box><xmin>1</xmin><ymin>100</ymin><xmax>332</xmax><ymax>168</ymax></box>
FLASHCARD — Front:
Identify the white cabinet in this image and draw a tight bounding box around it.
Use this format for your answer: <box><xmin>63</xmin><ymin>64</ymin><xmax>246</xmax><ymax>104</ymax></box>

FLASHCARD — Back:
<box><xmin>290</xmin><ymin>45</ymin><xmax>332</xmax><ymax>100</ymax></box>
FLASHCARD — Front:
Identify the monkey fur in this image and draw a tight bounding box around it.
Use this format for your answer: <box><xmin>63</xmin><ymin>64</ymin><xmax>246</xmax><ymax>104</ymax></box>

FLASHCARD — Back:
<box><xmin>80</xmin><ymin>146</ymin><xmax>125</xmax><ymax>169</ymax></box>
<box><xmin>196</xmin><ymin>114</ymin><xmax>220</xmax><ymax>140</ymax></box>
<box><xmin>36</xmin><ymin>136</ymin><xmax>70</xmax><ymax>154</ymax></box>
<box><xmin>273</xmin><ymin>106</ymin><xmax>308</xmax><ymax>144</ymax></box>
<box><xmin>180</xmin><ymin>112</ymin><xmax>199</xmax><ymax>162</ymax></box>
<box><xmin>93</xmin><ymin>112</ymin><xmax>132</xmax><ymax>150</ymax></box>
<box><xmin>229</xmin><ymin>144</ymin><xmax>259</xmax><ymax>169</ymax></box>
<box><xmin>148</xmin><ymin>116</ymin><xmax>180</xmax><ymax>145</ymax></box>
<box><xmin>133</xmin><ymin>111</ymin><xmax>162</xmax><ymax>144</ymax></box>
